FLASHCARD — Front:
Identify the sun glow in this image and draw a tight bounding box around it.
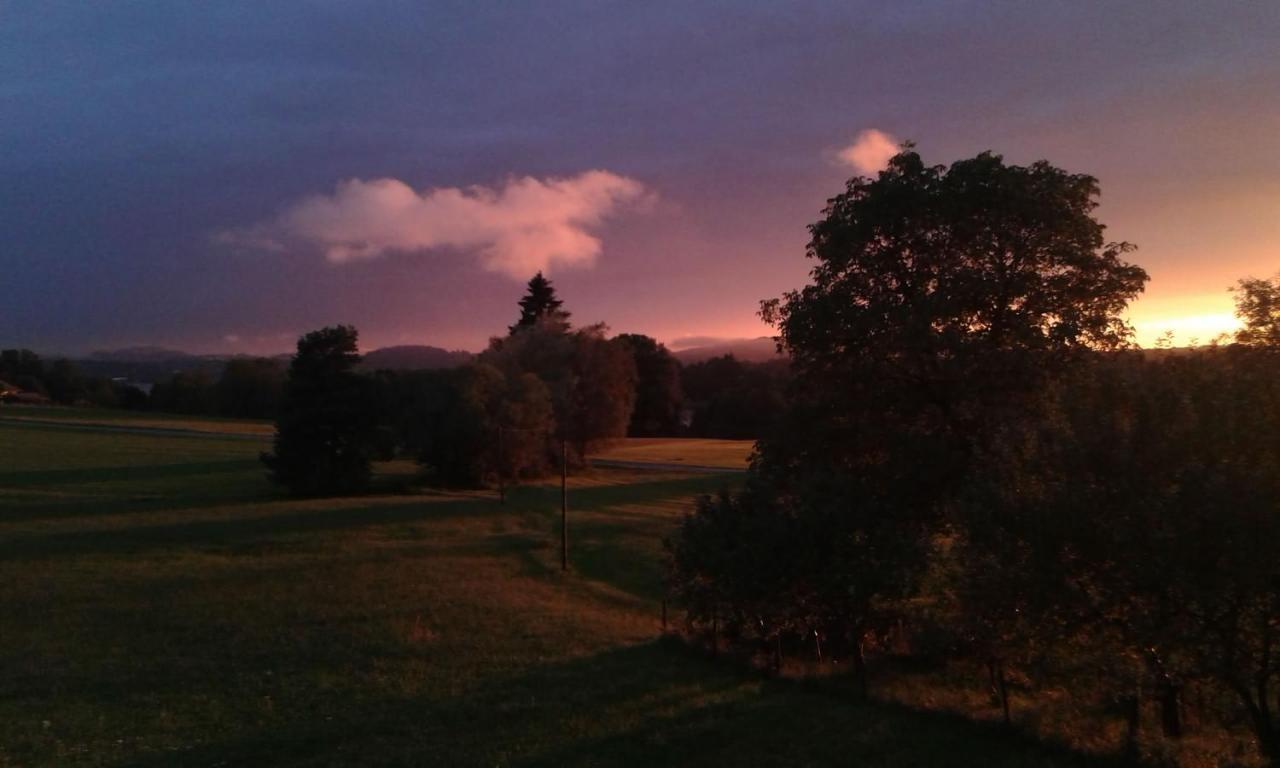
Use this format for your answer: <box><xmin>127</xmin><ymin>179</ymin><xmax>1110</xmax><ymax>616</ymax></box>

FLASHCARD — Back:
<box><xmin>1127</xmin><ymin>291</ymin><xmax>1243</xmax><ymax>348</ymax></box>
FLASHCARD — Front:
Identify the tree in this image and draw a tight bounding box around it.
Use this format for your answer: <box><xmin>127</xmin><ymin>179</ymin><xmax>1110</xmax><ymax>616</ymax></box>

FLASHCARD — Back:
<box><xmin>1234</xmin><ymin>272</ymin><xmax>1280</xmax><ymax>347</ymax></box>
<box><xmin>758</xmin><ymin>145</ymin><xmax>1149</xmax><ymax>541</ymax></box>
<box><xmin>564</xmin><ymin>327</ymin><xmax>637</xmax><ymax>457</ymax></box>
<box><xmin>617</xmin><ymin>333</ymin><xmax>683</xmax><ymax>436</ymax></box>
<box><xmin>681</xmin><ymin>355</ymin><xmax>789</xmax><ymax>440</ymax></box>
<box><xmin>397</xmin><ymin>364</ymin><xmax>555</xmax><ymax>487</ymax></box>
<box><xmin>0</xmin><ymin>349</ymin><xmax>44</xmax><ymax>381</ymax></box>
<box><xmin>671</xmin><ymin>147</ymin><xmax>1149</xmax><ymax>698</ymax></box>
<box><xmin>216</xmin><ymin>357</ymin><xmax>286</xmax><ymax>419</ymax></box>
<box><xmin>44</xmin><ymin>359</ymin><xmax>85</xmax><ymax>404</ymax></box>
<box><xmin>762</xmin><ymin>148</ymin><xmax>1148</xmax><ymax>455</ymax></box>
<box><xmin>261</xmin><ymin>326</ymin><xmax>377</xmax><ymax>496</ymax></box>
<box><xmin>484</xmin><ymin>318</ymin><xmax>636</xmax><ymax>463</ymax></box>
<box><xmin>510</xmin><ymin>271</ymin><xmax>570</xmax><ymax>333</ymax></box>
<box><xmin>150</xmin><ymin>370</ymin><xmax>215</xmax><ymax>414</ymax></box>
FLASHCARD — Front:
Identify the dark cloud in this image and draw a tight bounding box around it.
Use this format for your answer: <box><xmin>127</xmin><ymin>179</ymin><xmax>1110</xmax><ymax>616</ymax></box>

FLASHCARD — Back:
<box><xmin>2</xmin><ymin>1</ymin><xmax>1278</xmax><ymax>353</ymax></box>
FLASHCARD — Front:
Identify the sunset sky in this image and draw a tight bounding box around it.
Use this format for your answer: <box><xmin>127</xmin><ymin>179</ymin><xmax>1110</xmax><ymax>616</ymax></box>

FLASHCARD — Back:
<box><xmin>3</xmin><ymin>2</ymin><xmax>1277</xmax><ymax>355</ymax></box>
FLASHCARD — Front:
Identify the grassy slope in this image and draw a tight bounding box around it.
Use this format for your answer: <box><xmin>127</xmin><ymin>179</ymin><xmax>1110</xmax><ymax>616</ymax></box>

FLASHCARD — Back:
<box><xmin>0</xmin><ymin>420</ymin><xmax>1108</xmax><ymax>767</ymax></box>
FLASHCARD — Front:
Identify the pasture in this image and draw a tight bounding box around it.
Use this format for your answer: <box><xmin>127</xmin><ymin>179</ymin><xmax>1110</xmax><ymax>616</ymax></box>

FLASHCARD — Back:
<box><xmin>0</xmin><ymin>413</ymin><xmax>1108</xmax><ymax>766</ymax></box>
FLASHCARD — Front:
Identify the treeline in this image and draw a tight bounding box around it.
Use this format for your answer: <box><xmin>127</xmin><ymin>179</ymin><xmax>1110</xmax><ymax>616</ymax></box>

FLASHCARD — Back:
<box><xmin>4</xmin><ymin>338</ymin><xmax>785</xmax><ymax>444</ymax></box>
<box><xmin>261</xmin><ymin>272</ymin><xmax>783</xmax><ymax>494</ymax></box>
<box><xmin>666</xmin><ymin>149</ymin><xmax>1280</xmax><ymax>764</ymax></box>
<box><xmin>0</xmin><ymin>349</ymin><xmax>150</xmax><ymax>409</ymax></box>
<box><xmin>0</xmin><ymin>349</ymin><xmax>288</xmax><ymax>419</ymax></box>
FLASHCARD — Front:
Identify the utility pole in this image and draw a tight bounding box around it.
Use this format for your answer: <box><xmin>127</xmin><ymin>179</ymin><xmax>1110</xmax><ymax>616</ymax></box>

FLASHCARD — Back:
<box><xmin>560</xmin><ymin>437</ymin><xmax>569</xmax><ymax>571</ymax></box>
<box><xmin>497</xmin><ymin>425</ymin><xmax>505</xmax><ymax>504</ymax></box>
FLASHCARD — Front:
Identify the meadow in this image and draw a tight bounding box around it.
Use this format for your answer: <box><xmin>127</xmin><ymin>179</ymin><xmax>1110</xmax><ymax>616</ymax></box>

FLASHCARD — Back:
<box><xmin>0</xmin><ymin>411</ymin><xmax>1118</xmax><ymax>766</ymax></box>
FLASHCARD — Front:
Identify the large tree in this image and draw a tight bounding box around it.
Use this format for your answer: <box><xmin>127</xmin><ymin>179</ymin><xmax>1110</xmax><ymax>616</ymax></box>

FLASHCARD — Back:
<box><xmin>757</xmin><ymin>147</ymin><xmax>1149</xmax><ymax>527</ymax></box>
<box><xmin>672</xmin><ymin>146</ymin><xmax>1149</xmax><ymax>695</ymax></box>
<box><xmin>261</xmin><ymin>325</ymin><xmax>378</xmax><ymax>495</ymax></box>
<box><xmin>510</xmin><ymin>271</ymin><xmax>570</xmax><ymax>333</ymax></box>
<box><xmin>763</xmin><ymin>148</ymin><xmax>1148</xmax><ymax>452</ymax></box>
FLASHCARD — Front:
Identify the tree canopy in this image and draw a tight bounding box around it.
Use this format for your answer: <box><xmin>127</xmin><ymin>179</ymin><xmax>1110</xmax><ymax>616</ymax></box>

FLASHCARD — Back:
<box><xmin>672</xmin><ymin>146</ymin><xmax>1151</xmax><ymax>701</ymax></box>
<box><xmin>759</xmin><ymin>147</ymin><xmax>1149</xmax><ymax>489</ymax></box>
<box><xmin>1234</xmin><ymin>272</ymin><xmax>1280</xmax><ymax>346</ymax></box>
<box><xmin>262</xmin><ymin>325</ymin><xmax>378</xmax><ymax>496</ymax></box>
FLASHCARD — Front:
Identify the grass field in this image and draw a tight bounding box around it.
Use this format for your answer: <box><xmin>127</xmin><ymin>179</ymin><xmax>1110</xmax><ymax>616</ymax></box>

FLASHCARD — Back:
<box><xmin>589</xmin><ymin>438</ymin><xmax>753</xmax><ymax>469</ymax></box>
<box><xmin>0</xmin><ymin>416</ymin><xmax>1118</xmax><ymax>766</ymax></box>
<box><xmin>0</xmin><ymin>404</ymin><xmax>274</xmax><ymax>437</ymax></box>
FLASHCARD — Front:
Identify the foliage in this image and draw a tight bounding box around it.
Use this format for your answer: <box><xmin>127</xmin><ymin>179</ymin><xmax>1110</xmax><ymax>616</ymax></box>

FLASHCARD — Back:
<box><xmin>1</xmin><ymin>348</ymin><xmax>145</xmax><ymax>407</ymax></box>
<box><xmin>510</xmin><ymin>271</ymin><xmax>570</xmax><ymax>333</ymax></box>
<box><xmin>564</xmin><ymin>327</ymin><xmax>638</xmax><ymax>456</ymax></box>
<box><xmin>150</xmin><ymin>370</ymin><xmax>216</xmax><ymax>414</ymax></box>
<box><xmin>680</xmin><ymin>355</ymin><xmax>788</xmax><ymax>439</ymax></box>
<box><xmin>215</xmin><ymin>357</ymin><xmax>286</xmax><ymax>419</ymax></box>
<box><xmin>483</xmin><ymin>320</ymin><xmax>637</xmax><ymax>462</ymax></box>
<box><xmin>394</xmin><ymin>364</ymin><xmax>554</xmax><ymax>487</ymax></box>
<box><xmin>617</xmin><ymin>333</ymin><xmax>683</xmax><ymax>436</ymax></box>
<box><xmin>671</xmin><ymin>147</ymin><xmax>1151</xmax><ymax>707</ymax></box>
<box><xmin>261</xmin><ymin>325</ymin><xmax>378</xmax><ymax>496</ymax></box>
<box><xmin>1234</xmin><ymin>272</ymin><xmax>1280</xmax><ymax>347</ymax></box>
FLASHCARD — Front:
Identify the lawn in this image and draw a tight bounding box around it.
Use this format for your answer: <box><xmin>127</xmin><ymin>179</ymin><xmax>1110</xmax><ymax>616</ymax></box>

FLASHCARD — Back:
<box><xmin>589</xmin><ymin>438</ymin><xmax>754</xmax><ymax>469</ymax></box>
<box><xmin>0</xmin><ymin>418</ymin><xmax>1111</xmax><ymax>767</ymax></box>
<box><xmin>0</xmin><ymin>404</ymin><xmax>273</xmax><ymax>437</ymax></box>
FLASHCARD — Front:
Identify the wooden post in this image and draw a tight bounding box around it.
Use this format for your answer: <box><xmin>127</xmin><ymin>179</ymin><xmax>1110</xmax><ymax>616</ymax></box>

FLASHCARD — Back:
<box><xmin>560</xmin><ymin>438</ymin><xmax>568</xmax><ymax>571</ymax></box>
<box><xmin>497</xmin><ymin>425</ymin><xmax>505</xmax><ymax>504</ymax></box>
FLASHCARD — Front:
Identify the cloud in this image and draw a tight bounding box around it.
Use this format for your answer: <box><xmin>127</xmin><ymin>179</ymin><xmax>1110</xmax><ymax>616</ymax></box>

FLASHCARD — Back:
<box><xmin>231</xmin><ymin>170</ymin><xmax>648</xmax><ymax>279</ymax></box>
<box><xmin>837</xmin><ymin>129</ymin><xmax>900</xmax><ymax>175</ymax></box>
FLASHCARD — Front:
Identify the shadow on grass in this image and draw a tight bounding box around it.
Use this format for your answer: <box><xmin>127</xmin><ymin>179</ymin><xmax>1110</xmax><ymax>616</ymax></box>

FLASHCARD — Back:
<box><xmin>115</xmin><ymin>637</ymin><xmax>1125</xmax><ymax>768</ymax></box>
<box><xmin>0</xmin><ymin>459</ymin><xmax>263</xmax><ymax>489</ymax></box>
<box><xmin>495</xmin><ymin>474</ymin><xmax>739</xmax><ymax>601</ymax></box>
<box><xmin>0</xmin><ymin>474</ymin><xmax>739</xmax><ymax>563</ymax></box>
<box><xmin>0</xmin><ymin>496</ymin><xmax>487</xmax><ymax>560</ymax></box>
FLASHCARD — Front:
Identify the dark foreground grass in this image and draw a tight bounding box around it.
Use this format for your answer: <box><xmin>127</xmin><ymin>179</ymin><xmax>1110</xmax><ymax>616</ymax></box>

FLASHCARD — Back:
<box><xmin>1</xmin><ymin>421</ymin><xmax>1111</xmax><ymax>767</ymax></box>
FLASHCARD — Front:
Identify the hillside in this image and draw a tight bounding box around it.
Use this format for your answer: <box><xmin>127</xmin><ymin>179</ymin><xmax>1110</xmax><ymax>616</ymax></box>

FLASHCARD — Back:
<box><xmin>358</xmin><ymin>344</ymin><xmax>474</xmax><ymax>371</ymax></box>
<box><xmin>671</xmin><ymin>337</ymin><xmax>783</xmax><ymax>364</ymax></box>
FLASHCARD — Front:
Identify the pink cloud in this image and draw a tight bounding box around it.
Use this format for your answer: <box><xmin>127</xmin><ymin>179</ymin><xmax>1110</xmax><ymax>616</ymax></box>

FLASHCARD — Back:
<box><xmin>234</xmin><ymin>170</ymin><xmax>648</xmax><ymax>279</ymax></box>
<box><xmin>837</xmin><ymin>129</ymin><xmax>900</xmax><ymax>175</ymax></box>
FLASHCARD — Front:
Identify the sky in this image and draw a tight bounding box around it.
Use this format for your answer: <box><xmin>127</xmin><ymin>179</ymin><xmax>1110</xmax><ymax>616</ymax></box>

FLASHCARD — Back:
<box><xmin>2</xmin><ymin>1</ymin><xmax>1278</xmax><ymax>355</ymax></box>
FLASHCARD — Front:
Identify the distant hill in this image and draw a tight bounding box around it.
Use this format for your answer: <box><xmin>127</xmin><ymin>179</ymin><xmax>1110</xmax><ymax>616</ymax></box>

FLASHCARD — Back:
<box><xmin>359</xmin><ymin>345</ymin><xmax>473</xmax><ymax>371</ymax></box>
<box><xmin>672</xmin><ymin>337</ymin><xmax>783</xmax><ymax>364</ymax></box>
<box><xmin>89</xmin><ymin>346</ymin><xmax>198</xmax><ymax>363</ymax></box>
<box><xmin>77</xmin><ymin>348</ymin><xmax>228</xmax><ymax>382</ymax></box>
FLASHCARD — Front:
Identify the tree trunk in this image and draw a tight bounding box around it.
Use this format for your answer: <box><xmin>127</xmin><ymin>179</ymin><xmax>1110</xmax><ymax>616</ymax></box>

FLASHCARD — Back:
<box><xmin>1158</xmin><ymin>678</ymin><xmax>1182</xmax><ymax>739</ymax></box>
<box><xmin>996</xmin><ymin>660</ymin><xmax>1011</xmax><ymax>725</ymax></box>
<box><xmin>852</xmin><ymin>640</ymin><xmax>868</xmax><ymax>700</ymax></box>
<box><xmin>1121</xmin><ymin>691</ymin><xmax>1141</xmax><ymax>763</ymax></box>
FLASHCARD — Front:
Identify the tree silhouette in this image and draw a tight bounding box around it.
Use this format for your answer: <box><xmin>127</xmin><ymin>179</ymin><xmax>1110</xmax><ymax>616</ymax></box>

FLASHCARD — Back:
<box><xmin>510</xmin><ymin>272</ymin><xmax>570</xmax><ymax>333</ymax></box>
<box><xmin>670</xmin><ymin>146</ymin><xmax>1149</xmax><ymax>698</ymax></box>
<box><xmin>1233</xmin><ymin>272</ymin><xmax>1280</xmax><ymax>347</ymax></box>
<box><xmin>261</xmin><ymin>325</ymin><xmax>377</xmax><ymax>495</ymax></box>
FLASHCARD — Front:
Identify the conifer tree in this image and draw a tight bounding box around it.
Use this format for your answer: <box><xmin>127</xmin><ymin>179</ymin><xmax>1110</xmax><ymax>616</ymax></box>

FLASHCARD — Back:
<box><xmin>510</xmin><ymin>272</ymin><xmax>570</xmax><ymax>333</ymax></box>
